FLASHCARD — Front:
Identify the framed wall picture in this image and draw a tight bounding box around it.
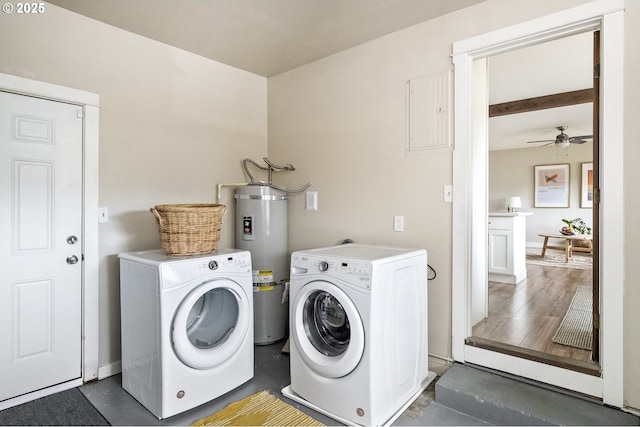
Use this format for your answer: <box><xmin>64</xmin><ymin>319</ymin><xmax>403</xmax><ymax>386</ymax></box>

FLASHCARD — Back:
<box><xmin>581</xmin><ymin>162</ymin><xmax>594</xmax><ymax>208</ymax></box>
<box><xmin>534</xmin><ymin>163</ymin><xmax>570</xmax><ymax>208</ymax></box>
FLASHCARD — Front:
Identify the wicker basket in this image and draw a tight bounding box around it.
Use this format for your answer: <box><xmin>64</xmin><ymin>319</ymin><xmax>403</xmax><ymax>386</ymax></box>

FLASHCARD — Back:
<box><xmin>150</xmin><ymin>204</ymin><xmax>226</xmax><ymax>256</ymax></box>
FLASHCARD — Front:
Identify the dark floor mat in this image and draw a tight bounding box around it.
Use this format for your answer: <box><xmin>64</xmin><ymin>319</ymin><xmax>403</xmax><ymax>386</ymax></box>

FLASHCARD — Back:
<box><xmin>0</xmin><ymin>387</ymin><xmax>110</xmax><ymax>426</ymax></box>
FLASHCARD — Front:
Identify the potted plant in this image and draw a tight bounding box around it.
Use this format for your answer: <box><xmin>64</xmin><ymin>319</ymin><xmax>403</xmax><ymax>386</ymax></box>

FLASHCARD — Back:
<box><xmin>562</xmin><ymin>217</ymin><xmax>592</xmax><ymax>235</ymax></box>
<box><xmin>562</xmin><ymin>217</ymin><xmax>593</xmax><ymax>248</ymax></box>
<box><xmin>561</xmin><ymin>218</ymin><xmax>575</xmax><ymax>235</ymax></box>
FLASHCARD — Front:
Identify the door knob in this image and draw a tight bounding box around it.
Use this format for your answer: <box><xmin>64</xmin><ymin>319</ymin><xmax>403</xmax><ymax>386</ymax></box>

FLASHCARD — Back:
<box><xmin>67</xmin><ymin>235</ymin><xmax>78</xmax><ymax>245</ymax></box>
<box><xmin>66</xmin><ymin>255</ymin><xmax>79</xmax><ymax>265</ymax></box>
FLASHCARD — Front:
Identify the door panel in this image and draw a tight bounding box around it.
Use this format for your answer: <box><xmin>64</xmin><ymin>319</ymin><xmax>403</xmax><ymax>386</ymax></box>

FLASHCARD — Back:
<box><xmin>0</xmin><ymin>91</ymin><xmax>83</xmax><ymax>401</ymax></box>
<box><xmin>14</xmin><ymin>279</ymin><xmax>53</xmax><ymax>361</ymax></box>
<box><xmin>488</xmin><ymin>231</ymin><xmax>511</xmax><ymax>274</ymax></box>
<box><xmin>13</xmin><ymin>160</ymin><xmax>53</xmax><ymax>253</ymax></box>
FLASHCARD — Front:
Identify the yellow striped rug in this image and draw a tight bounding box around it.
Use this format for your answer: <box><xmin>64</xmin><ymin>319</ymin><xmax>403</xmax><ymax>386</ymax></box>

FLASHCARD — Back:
<box><xmin>192</xmin><ymin>391</ymin><xmax>324</xmax><ymax>426</ymax></box>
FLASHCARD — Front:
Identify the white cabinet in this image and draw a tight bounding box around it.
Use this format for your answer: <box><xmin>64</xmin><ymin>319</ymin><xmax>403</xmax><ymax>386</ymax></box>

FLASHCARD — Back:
<box><xmin>488</xmin><ymin>214</ymin><xmax>529</xmax><ymax>284</ymax></box>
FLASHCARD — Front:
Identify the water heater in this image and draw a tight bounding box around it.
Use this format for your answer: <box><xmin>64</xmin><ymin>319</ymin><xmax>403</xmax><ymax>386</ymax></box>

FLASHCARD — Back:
<box><xmin>235</xmin><ymin>185</ymin><xmax>288</xmax><ymax>344</ymax></box>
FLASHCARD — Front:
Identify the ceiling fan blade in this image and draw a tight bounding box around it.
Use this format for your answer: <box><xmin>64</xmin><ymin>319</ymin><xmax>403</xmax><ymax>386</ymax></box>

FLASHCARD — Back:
<box><xmin>526</xmin><ymin>139</ymin><xmax>555</xmax><ymax>144</ymax></box>
<box><xmin>570</xmin><ymin>135</ymin><xmax>592</xmax><ymax>139</ymax></box>
<box><xmin>569</xmin><ymin>135</ymin><xmax>593</xmax><ymax>144</ymax></box>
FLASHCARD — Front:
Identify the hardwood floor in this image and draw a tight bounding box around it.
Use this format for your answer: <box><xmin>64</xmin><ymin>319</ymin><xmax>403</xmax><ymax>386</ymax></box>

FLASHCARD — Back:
<box><xmin>472</xmin><ymin>262</ymin><xmax>593</xmax><ymax>362</ymax></box>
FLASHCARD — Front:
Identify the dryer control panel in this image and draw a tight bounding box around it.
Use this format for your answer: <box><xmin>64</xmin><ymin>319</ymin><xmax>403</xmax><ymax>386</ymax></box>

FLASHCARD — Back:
<box><xmin>159</xmin><ymin>251</ymin><xmax>252</xmax><ymax>290</ymax></box>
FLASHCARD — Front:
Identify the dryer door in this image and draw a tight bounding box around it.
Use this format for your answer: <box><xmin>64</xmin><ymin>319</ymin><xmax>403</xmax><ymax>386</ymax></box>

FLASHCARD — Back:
<box><xmin>292</xmin><ymin>280</ymin><xmax>364</xmax><ymax>378</ymax></box>
<box><xmin>172</xmin><ymin>278</ymin><xmax>250</xmax><ymax>369</ymax></box>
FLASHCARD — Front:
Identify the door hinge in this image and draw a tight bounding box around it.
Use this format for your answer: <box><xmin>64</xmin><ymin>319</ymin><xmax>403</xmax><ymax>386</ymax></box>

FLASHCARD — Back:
<box><xmin>77</xmin><ymin>109</ymin><xmax>84</xmax><ymax>119</ymax></box>
<box><xmin>593</xmin><ymin>188</ymin><xmax>601</xmax><ymax>203</ymax></box>
<box><xmin>594</xmin><ymin>312</ymin><xmax>600</xmax><ymax>329</ymax></box>
<box><xmin>594</xmin><ymin>63</ymin><xmax>600</xmax><ymax>79</ymax></box>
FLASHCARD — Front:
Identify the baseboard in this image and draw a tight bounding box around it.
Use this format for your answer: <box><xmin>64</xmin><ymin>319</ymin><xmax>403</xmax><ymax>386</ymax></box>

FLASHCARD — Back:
<box><xmin>98</xmin><ymin>360</ymin><xmax>122</xmax><ymax>380</ymax></box>
<box><xmin>428</xmin><ymin>354</ymin><xmax>452</xmax><ymax>376</ymax></box>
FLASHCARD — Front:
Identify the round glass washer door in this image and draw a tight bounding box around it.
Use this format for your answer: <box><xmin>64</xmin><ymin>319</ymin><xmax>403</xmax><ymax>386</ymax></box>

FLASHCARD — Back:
<box><xmin>172</xmin><ymin>278</ymin><xmax>250</xmax><ymax>369</ymax></box>
<box><xmin>292</xmin><ymin>280</ymin><xmax>364</xmax><ymax>378</ymax></box>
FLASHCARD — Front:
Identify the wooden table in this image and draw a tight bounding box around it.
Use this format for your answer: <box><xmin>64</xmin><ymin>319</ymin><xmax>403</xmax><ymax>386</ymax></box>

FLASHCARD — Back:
<box><xmin>538</xmin><ymin>233</ymin><xmax>593</xmax><ymax>262</ymax></box>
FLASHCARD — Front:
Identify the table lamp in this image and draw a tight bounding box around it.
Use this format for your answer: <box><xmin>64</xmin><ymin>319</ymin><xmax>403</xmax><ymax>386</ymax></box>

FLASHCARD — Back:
<box><xmin>508</xmin><ymin>196</ymin><xmax>522</xmax><ymax>212</ymax></box>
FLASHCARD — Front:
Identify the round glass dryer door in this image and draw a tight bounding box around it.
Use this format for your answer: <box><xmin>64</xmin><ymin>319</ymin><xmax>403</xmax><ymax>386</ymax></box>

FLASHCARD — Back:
<box><xmin>292</xmin><ymin>280</ymin><xmax>364</xmax><ymax>378</ymax></box>
<box><xmin>172</xmin><ymin>279</ymin><xmax>250</xmax><ymax>370</ymax></box>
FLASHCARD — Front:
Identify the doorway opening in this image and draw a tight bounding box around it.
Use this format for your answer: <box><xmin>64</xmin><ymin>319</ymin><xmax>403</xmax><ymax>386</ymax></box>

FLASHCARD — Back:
<box><xmin>468</xmin><ymin>30</ymin><xmax>599</xmax><ymax>374</ymax></box>
<box><xmin>451</xmin><ymin>0</ymin><xmax>624</xmax><ymax>404</ymax></box>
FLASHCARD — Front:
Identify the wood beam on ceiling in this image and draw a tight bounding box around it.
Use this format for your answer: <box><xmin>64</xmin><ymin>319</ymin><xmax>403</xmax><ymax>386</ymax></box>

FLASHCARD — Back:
<box><xmin>489</xmin><ymin>88</ymin><xmax>594</xmax><ymax>117</ymax></box>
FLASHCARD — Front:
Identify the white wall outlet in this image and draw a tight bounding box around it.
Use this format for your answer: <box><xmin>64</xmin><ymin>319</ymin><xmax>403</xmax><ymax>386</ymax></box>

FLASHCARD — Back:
<box><xmin>393</xmin><ymin>215</ymin><xmax>404</xmax><ymax>232</ymax></box>
<box><xmin>305</xmin><ymin>191</ymin><xmax>318</xmax><ymax>211</ymax></box>
<box><xmin>98</xmin><ymin>207</ymin><xmax>109</xmax><ymax>223</ymax></box>
<box><xmin>444</xmin><ymin>185</ymin><xmax>453</xmax><ymax>203</ymax></box>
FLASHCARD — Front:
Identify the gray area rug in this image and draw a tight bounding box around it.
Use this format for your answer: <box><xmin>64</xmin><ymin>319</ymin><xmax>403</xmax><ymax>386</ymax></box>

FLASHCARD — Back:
<box><xmin>552</xmin><ymin>285</ymin><xmax>593</xmax><ymax>350</ymax></box>
<box><xmin>526</xmin><ymin>247</ymin><xmax>592</xmax><ymax>270</ymax></box>
<box><xmin>0</xmin><ymin>387</ymin><xmax>109</xmax><ymax>426</ymax></box>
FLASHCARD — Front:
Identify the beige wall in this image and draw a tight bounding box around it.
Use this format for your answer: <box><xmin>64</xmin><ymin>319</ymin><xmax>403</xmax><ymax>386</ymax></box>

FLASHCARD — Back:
<box><xmin>0</xmin><ymin>4</ymin><xmax>268</xmax><ymax>370</ymax></box>
<box><xmin>489</xmin><ymin>144</ymin><xmax>593</xmax><ymax>244</ymax></box>
<box><xmin>269</xmin><ymin>0</ymin><xmax>640</xmax><ymax>410</ymax></box>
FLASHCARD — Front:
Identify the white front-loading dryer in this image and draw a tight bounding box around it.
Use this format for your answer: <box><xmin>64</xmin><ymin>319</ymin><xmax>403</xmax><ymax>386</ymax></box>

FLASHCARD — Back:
<box><xmin>119</xmin><ymin>248</ymin><xmax>253</xmax><ymax>419</ymax></box>
<box><xmin>283</xmin><ymin>244</ymin><xmax>435</xmax><ymax>426</ymax></box>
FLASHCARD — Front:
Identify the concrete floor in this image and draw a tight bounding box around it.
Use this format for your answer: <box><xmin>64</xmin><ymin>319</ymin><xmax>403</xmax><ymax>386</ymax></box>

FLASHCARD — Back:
<box><xmin>79</xmin><ymin>342</ymin><xmax>639</xmax><ymax>426</ymax></box>
<box><xmin>79</xmin><ymin>342</ymin><xmax>474</xmax><ymax>426</ymax></box>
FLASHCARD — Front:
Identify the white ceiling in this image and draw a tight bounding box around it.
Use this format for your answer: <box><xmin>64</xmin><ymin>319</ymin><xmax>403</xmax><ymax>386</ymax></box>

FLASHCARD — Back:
<box><xmin>488</xmin><ymin>31</ymin><xmax>594</xmax><ymax>151</ymax></box>
<box><xmin>46</xmin><ymin>0</ymin><xmax>593</xmax><ymax>151</ymax></box>
<box><xmin>46</xmin><ymin>0</ymin><xmax>485</xmax><ymax>77</ymax></box>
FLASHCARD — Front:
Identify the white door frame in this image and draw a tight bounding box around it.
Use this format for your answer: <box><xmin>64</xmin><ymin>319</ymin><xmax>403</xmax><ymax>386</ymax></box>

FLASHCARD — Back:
<box><xmin>451</xmin><ymin>0</ymin><xmax>624</xmax><ymax>407</ymax></box>
<box><xmin>0</xmin><ymin>73</ymin><xmax>99</xmax><ymax>404</ymax></box>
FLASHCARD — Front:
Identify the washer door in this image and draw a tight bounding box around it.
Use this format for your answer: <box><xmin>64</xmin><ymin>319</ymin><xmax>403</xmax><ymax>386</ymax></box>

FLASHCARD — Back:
<box><xmin>172</xmin><ymin>279</ymin><xmax>250</xmax><ymax>370</ymax></box>
<box><xmin>292</xmin><ymin>280</ymin><xmax>364</xmax><ymax>378</ymax></box>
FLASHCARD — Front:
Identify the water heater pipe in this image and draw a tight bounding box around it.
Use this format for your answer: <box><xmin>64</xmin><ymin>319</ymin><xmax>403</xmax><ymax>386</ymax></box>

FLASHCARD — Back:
<box><xmin>242</xmin><ymin>157</ymin><xmax>311</xmax><ymax>193</ymax></box>
<box><xmin>216</xmin><ymin>182</ymin><xmax>248</xmax><ymax>202</ymax></box>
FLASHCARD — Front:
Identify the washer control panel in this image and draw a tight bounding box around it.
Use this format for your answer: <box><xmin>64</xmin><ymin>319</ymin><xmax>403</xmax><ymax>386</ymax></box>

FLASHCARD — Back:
<box><xmin>291</xmin><ymin>254</ymin><xmax>372</xmax><ymax>289</ymax></box>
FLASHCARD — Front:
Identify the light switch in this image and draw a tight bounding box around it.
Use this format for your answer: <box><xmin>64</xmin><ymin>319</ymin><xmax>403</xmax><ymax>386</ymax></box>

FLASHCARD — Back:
<box><xmin>98</xmin><ymin>207</ymin><xmax>109</xmax><ymax>223</ymax></box>
<box><xmin>444</xmin><ymin>185</ymin><xmax>453</xmax><ymax>203</ymax></box>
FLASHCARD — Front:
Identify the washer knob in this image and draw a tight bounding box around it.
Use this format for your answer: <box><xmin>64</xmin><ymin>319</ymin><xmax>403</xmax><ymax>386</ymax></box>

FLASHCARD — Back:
<box><xmin>318</xmin><ymin>261</ymin><xmax>329</xmax><ymax>272</ymax></box>
<box><xmin>208</xmin><ymin>260</ymin><xmax>219</xmax><ymax>270</ymax></box>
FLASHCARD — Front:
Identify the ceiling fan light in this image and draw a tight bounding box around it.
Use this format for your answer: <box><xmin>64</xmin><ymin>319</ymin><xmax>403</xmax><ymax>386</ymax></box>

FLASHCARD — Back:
<box><xmin>557</xmin><ymin>140</ymin><xmax>571</xmax><ymax>148</ymax></box>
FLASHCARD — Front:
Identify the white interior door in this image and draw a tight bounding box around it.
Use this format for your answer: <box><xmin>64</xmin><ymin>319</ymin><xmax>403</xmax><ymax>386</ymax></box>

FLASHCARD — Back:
<box><xmin>0</xmin><ymin>91</ymin><xmax>83</xmax><ymax>401</ymax></box>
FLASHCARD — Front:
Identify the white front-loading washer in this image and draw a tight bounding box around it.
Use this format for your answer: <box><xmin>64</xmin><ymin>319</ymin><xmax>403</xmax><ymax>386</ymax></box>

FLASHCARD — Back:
<box><xmin>283</xmin><ymin>244</ymin><xmax>436</xmax><ymax>426</ymax></box>
<box><xmin>118</xmin><ymin>248</ymin><xmax>253</xmax><ymax>419</ymax></box>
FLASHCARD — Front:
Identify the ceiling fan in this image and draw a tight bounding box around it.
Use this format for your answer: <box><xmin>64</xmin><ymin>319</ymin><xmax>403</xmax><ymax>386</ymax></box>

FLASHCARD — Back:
<box><xmin>526</xmin><ymin>126</ymin><xmax>592</xmax><ymax>148</ymax></box>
